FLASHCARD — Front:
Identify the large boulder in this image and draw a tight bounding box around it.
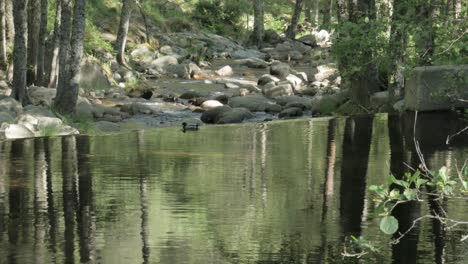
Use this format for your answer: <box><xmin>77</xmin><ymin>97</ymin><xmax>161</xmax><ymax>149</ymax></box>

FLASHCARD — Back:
<box><xmin>275</xmin><ymin>96</ymin><xmax>313</xmax><ymax>110</ymax></box>
<box><xmin>233</xmin><ymin>58</ymin><xmax>269</xmax><ymax>69</ymax></box>
<box><xmin>201</xmin><ymin>106</ymin><xmax>231</xmax><ymax>123</ymax></box>
<box><xmin>201</xmin><ymin>100</ymin><xmax>224</xmax><ymax>110</ymax></box>
<box><xmin>28</xmin><ymin>86</ymin><xmax>56</xmax><ymax>106</ymax></box>
<box><xmin>314</xmin><ymin>64</ymin><xmax>339</xmax><ymax>82</ymax></box>
<box><xmin>151</xmin><ymin>56</ymin><xmax>179</xmax><ymax>72</ymax></box>
<box><xmin>232</xmin><ymin>49</ymin><xmax>266</xmax><ymax>60</ymax></box>
<box><xmin>215</xmin><ymin>65</ymin><xmax>234</xmax><ymax>77</ymax></box>
<box><xmin>0</xmin><ymin>112</ymin><xmax>14</xmax><ymax>124</ymax></box>
<box><xmin>263</xmin><ymin>29</ymin><xmax>282</xmax><ymax>45</ymax></box>
<box><xmin>405</xmin><ymin>65</ymin><xmax>468</xmax><ymax>111</ymax></box>
<box><xmin>0</xmin><ymin>97</ymin><xmax>22</xmax><ymax>116</ymax></box>
<box><xmin>217</xmin><ymin>107</ymin><xmax>254</xmax><ymax>124</ymax></box>
<box><xmin>1</xmin><ymin>124</ymin><xmax>35</xmax><ymax>139</ymax></box>
<box><xmin>270</xmin><ymin>62</ymin><xmax>291</xmax><ymax>79</ymax></box>
<box><xmin>130</xmin><ymin>44</ymin><xmax>156</xmax><ymax>63</ymax></box>
<box><xmin>297</xmin><ymin>35</ymin><xmax>317</xmax><ymax>47</ymax></box>
<box><xmin>263</xmin><ymin>83</ymin><xmax>294</xmax><ymax>98</ymax></box>
<box><xmin>257</xmin><ymin>74</ymin><xmax>280</xmax><ymax>86</ymax></box>
<box><xmin>228</xmin><ymin>95</ymin><xmax>282</xmax><ymax>113</ymax></box>
<box><xmin>79</xmin><ymin>58</ymin><xmax>112</xmax><ymax>92</ymax></box>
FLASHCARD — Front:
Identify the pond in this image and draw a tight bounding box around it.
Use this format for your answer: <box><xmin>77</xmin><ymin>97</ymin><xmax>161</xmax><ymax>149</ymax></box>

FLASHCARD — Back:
<box><xmin>0</xmin><ymin>112</ymin><xmax>467</xmax><ymax>263</ymax></box>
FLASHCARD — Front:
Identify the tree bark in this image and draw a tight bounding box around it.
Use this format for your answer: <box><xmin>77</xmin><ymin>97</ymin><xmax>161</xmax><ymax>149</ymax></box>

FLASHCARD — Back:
<box><xmin>305</xmin><ymin>0</ymin><xmax>312</xmax><ymax>22</ymax></box>
<box><xmin>286</xmin><ymin>0</ymin><xmax>304</xmax><ymax>39</ymax></box>
<box><xmin>5</xmin><ymin>0</ymin><xmax>12</xmax><ymax>44</ymax></box>
<box><xmin>56</xmin><ymin>0</ymin><xmax>73</xmax><ymax>100</ymax></box>
<box><xmin>55</xmin><ymin>0</ymin><xmax>87</xmax><ymax>114</ymax></box>
<box><xmin>115</xmin><ymin>0</ymin><xmax>135</xmax><ymax>67</ymax></box>
<box><xmin>416</xmin><ymin>0</ymin><xmax>437</xmax><ymax>66</ymax></box>
<box><xmin>322</xmin><ymin>0</ymin><xmax>331</xmax><ymax>29</ymax></box>
<box><xmin>0</xmin><ymin>0</ymin><xmax>7</xmax><ymax>70</ymax></box>
<box><xmin>27</xmin><ymin>0</ymin><xmax>40</xmax><ymax>85</ymax></box>
<box><xmin>48</xmin><ymin>0</ymin><xmax>62</xmax><ymax>88</ymax></box>
<box><xmin>36</xmin><ymin>0</ymin><xmax>48</xmax><ymax>85</ymax></box>
<box><xmin>12</xmin><ymin>0</ymin><xmax>28</xmax><ymax>105</ymax></box>
<box><xmin>253</xmin><ymin>0</ymin><xmax>264</xmax><ymax>47</ymax></box>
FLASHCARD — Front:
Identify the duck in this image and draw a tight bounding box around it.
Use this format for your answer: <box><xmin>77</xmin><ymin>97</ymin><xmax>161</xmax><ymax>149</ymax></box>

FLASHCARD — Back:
<box><xmin>182</xmin><ymin>122</ymin><xmax>199</xmax><ymax>132</ymax></box>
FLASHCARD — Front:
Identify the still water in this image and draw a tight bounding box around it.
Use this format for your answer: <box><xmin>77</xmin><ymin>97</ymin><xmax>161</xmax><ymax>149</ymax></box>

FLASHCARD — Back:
<box><xmin>0</xmin><ymin>113</ymin><xmax>467</xmax><ymax>264</ymax></box>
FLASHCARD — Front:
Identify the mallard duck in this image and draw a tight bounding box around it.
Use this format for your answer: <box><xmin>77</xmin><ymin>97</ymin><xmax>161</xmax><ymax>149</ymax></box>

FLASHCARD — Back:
<box><xmin>182</xmin><ymin>122</ymin><xmax>199</xmax><ymax>132</ymax></box>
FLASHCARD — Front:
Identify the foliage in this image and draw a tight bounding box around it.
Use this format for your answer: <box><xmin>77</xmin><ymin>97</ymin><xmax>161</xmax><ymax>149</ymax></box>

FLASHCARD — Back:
<box><xmin>369</xmin><ymin>166</ymin><xmax>467</xmax><ymax>235</ymax></box>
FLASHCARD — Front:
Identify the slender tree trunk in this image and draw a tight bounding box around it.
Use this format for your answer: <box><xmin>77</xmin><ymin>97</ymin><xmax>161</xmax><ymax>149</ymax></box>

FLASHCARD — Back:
<box><xmin>56</xmin><ymin>0</ymin><xmax>73</xmax><ymax>101</ymax></box>
<box><xmin>48</xmin><ymin>0</ymin><xmax>61</xmax><ymax>88</ymax></box>
<box><xmin>27</xmin><ymin>0</ymin><xmax>40</xmax><ymax>85</ymax></box>
<box><xmin>388</xmin><ymin>0</ymin><xmax>408</xmax><ymax>101</ymax></box>
<box><xmin>137</xmin><ymin>1</ymin><xmax>150</xmax><ymax>43</ymax></box>
<box><xmin>315</xmin><ymin>0</ymin><xmax>320</xmax><ymax>25</ymax></box>
<box><xmin>253</xmin><ymin>0</ymin><xmax>264</xmax><ymax>47</ymax></box>
<box><xmin>453</xmin><ymin>0</ymin><xmax>461</xmax><ymax>18</ymax></box>
<box><xmin>286</xmin><ymin>0</ymin><xmax>304</xmax><ymax>39</ymax></box>
<box><xmin>305</xmin><ymin>0</ymin><xmax>313</xmax><ymax>22</ymax></box>
<box><xmin>55</xmin><ymin>0</ymin><xmax>87</xmax><ymax>114</ymax></box>
<box><xmin>322</xmin><ymin>0</ymin><xmax>331</xmax><ymax>29</ymax></box>
<box><xmin>115</xmin><ymin>0</ymin><xmax>134</xmax><ymax>67</ymax></box>
<box><xmin>5</xmin><ymin>0</ymin><xmax>12</xmax><ymax>44</ymax></box>
<box><xmin>0</xmin><ymin>0</ymin><xmax>7</xmax><ymax>70</ymax></box>
<box><xmin>12</xmin><ymin>0</ymin><xmax>28</xmax><ymax>105</ymax></box>
<box><xmin>416</xmin><ymin>0</ymin><xmax>437</xmax><ymax>66</ymax></box>
<box><xmin>336</xmin><ymin>0</ymin><xmax>346</xmax><ymax>23</ymax></box>
<box><xmin>36</xmin><ymin>0</ymin><xmax>48</xmax><ymax>85</ymax></box>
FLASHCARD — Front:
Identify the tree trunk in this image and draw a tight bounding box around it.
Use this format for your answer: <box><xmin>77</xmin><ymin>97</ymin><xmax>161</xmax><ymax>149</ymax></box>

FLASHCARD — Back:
<box><xmin>336</xmin><ymin>0</ymin><xmax>346</xmax><ymax>23</ymax></box>
<box><xmin>5</xmin><ymin>0</ymin><xmax>12</xmax><ymax>44</ymax></box>
<box><xmin>286</xmin><ymin>0</ymin><xmax>304</xmax><ymax>39</ymax></box>
<box><xmin>48</xmin><ymin>0</ymin><xmax>61</xmax><ymax>88</ymax></box>
<box><xmin>388</xmin><ymin>0</ymin><xmax>408</xmax><ymax>101</ymax></box>
<box><xmin>322</xmin><ymin>0</ymin><xmax>331</xmax><ymax>29</ymax></box>
<box><xmin>27</xmin><ymin>0</ymin><xmax>40</xmax><ymax>85</ymax></box>
<box><xmin>0</xmin><ymin>0</ymin><xmax>7</xmax><ymax>70</ymax></box>
<box><xmin>136</xmin><ymin>1</ymin><xmax>150</xmax><ymax>43</ymax></box>
<box><xmin>305</xmin><ymin>0</ymin><xmax>312</xmax><ymax>22</ymax></box>
<box><xmin>115</xmin><ymin>0</ymin><xmax>134</xmax><ymax>67</ymax></box>
<box><xmin>56</xmin><ymin>0</ymin><xmax>72</xmax><ymax>100</ymax></box>
<box><xmin>12</xmin><ymin>0</ymin><xmax>28</xmax><ymax>105</ymax></box>
<box><xmin>416</xmin><ymin>0</ymin><xmax>437</xmax><ymax>66</ymax></box>
<box><xmin>55</xmin><ymin>0</ymin><xmax>87</xmax><ymax>114</ymax></box>
<box><xmin>253</xmin><ymin>0</ymin><xmax>264</xmax><ymax>47</ymax></box>
<box><xmin>36</xmin><ymin>0</ymin><xmax>48</xmax><ymax>85</ymax></box>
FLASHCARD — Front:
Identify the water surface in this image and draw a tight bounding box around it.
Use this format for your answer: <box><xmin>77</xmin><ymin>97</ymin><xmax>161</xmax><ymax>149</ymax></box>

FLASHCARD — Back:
<box><xmin>0</xmin><ymin>112</ymin><xmax>467</xmax><ymax>263</ymax></box>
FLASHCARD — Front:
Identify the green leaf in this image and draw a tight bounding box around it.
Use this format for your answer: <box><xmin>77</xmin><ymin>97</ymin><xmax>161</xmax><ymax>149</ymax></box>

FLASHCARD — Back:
<box><xmin>438</xmin><ymin>166</ymin><xmax>448</xmax><ymax>182</ymax></box>
<box><xmin>416</xmin><ymin>179</ymin><xmax>428</xmax><ymax>188</ymax></box>
<box><xmin>461</xmin><ymin>180</ymin><xmax>467</xmax><ymax>191</ymax></box>
<box><xmin>380</xmin><ymin>216</ymin><xmax>399</xmax><ymax>235</ymax></box>
<box><xmin>389</xmin><ymin>189</ymin><xmax>401</xmax><ymax>199</ymax></box>
<box><xmin>403</xmin><ymin>189</ymin><xmax>418</xmax><ymax>200</ymax></box>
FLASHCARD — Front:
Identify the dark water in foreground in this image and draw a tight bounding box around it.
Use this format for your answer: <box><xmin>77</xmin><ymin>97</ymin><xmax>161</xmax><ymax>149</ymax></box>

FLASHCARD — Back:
<box><xmin>0</xmin><ymin>113</ymin><xmax>467</xmax><ymax>264</ymax></box>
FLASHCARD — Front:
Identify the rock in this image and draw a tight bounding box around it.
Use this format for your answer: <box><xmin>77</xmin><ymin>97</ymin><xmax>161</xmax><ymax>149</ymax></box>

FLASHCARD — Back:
<box><xmin>0</xmin><ymin>97</ymin><xmax>22</xmax><ymax>115</ymax></box>
<box><xmin>295</xmin><ymin>72</ymin><xmax>308</xmax><ymax>83</ymax></box>
<box><xmin>263</xmin><ymin>83</ymin><xmax>294</xmax><ymax>98</ymax></box>
<box><xmin>52</xmin><ymin>125</ymin><xmax>80</xmax><ymax>136</ymax></box>
<box><xmin>151</xmin><ymin>56</ymin><xmax>179</xmax><ymax>71</ymax></box>
<box><xmin>263</xmin><ymin>29</ymin><xmax>282</xmax><ymax>45</ymax></box>
<box><xmin>295</xmin><ymin>84</ymin><xmax>320</xmax><ymax>96</ymax></box>
<box><xmin>224</xmin><ymin>83</ymin><xmax>240</xmax><ymax>89</ymax></box>
<box><xmin>28</xmin><ymin>86</ymin><xmax>56</xmax><ymax>106</ymax></box>
<box><xmin>405</xmin><ymin>65</ymin><xmax>468</xmax><ymax>111</ymax></box>
<box><xmin>0</xmin><ymin>80</ymin><xmax>9</xmax><ymax>89</ymax></box>
<box><xmin>201</xmin><ymin>100</ymin><xmax>224</xmax><ymax>110</ymax></box>
<box><xmin>297</xmin><ymin>34</ymin><xmax>317</xmax><ymax>47</ymax></box>
<box><xmin>79</xmin><ymin>58</ymin><xmax>112</xmax><ymax>92</ymax></box>
<box><xmin>3</xmin><ymin>124</ymin><xmax>35</xmax><ymax>139</ymax></box>
<box><xmin>179</xmin><ymin>90</ymin><xmax>203</xmax><ymax>100</ymax></box>
<box><xmin>76</xmin><ymin>101</ymin><xmax>94</xmax><ymax>119</ymax></box>
<box><xmin>286</xmin><ymin>74</ymin><xmax>304</xmax><ymax>90</ymax></box>
<box><xmin>166</xmin><ymin>64</ymin><xmax>190</xmax><ymax>79</ymax></box>
<box><xmin>278</xmin><ymin>107</ymin><xmax>304</xmax><ymax>119</ymax></box>
<box><xmin>274</xmin><ymin>96</ymin><xmax>313</xmax><ymax>109</ymax></box>
<box><xmin>17</xmin><ymin>114</ymin><xmax>63</xmax><ymax>131</ymax></box>
<box><xmin>130</xmin><ymin>44</ymin><xmax>155</xmax><ymax>63</ymax></box>
<box><xmin>232</xmin><ymin>49</ymin><xmax>266</xmax><ymax>59</ymax></box>
<box><xmin>216</xmin><ymin>65</ymin><xmax>234</xmax><ymax>77</ymax></box>
<box><xmin>311</xmin><ymin>90</ymin><xmax>349</xmax><ymax>114</ymax></box>
<box><xmin>258</xmin><ymin>74</ymin><xmax>280</xmax><ymax>86</ymax></box>
<box><xmin>214</xmin><ymin>94</ymin><xmax>229</xmax><ymax>104</ymax></box>
<box><xmin>270</xmin><ymin>62</ymin><xmax>291</xmax><ymax>79</ymax></box>
<box><xmin>233</xmin><ymin>58</ymin><xmax>269</xmax><ymax>69</ymax></box>
<box><xmin>201</xmin><ymin>106</ymin><xmax>231</xmax><ymax>124</ymax></box>
<box><xmin>217</xmin><ymin>107</ymin><xmax>254</xmax><ymax>124</ymax></box>
<box><xmin>216</xmin><ymin>78</ymin><xmax>257</xmax><ymax>88</ymax></box>
<box><xmin>393</xmin><ymin>100</ymin><xmax>405</xmax><ymax>112</ymax></box>
<box><xmin>315</xmin><ymin>64</ymin><xmax>339</xmax><ymax>82</ymax></box>
<box><xmin>228</xmin><ymin>95</ymin><xmax>282</xmax><ymax>113</ymax></box>
<box><xmin>94</xmin><ymin>121</ymin><xmax>120</xmax><ymax>133</ymax></box>
<box><xmin>0</xmin><ymin>112</ymin><xmax>14</xmax><ymax>124</ymax></box>
<box><xmin>370</xmin><ymin>91</ymin><xmax>389</xmax><ymax>109</ymax></box>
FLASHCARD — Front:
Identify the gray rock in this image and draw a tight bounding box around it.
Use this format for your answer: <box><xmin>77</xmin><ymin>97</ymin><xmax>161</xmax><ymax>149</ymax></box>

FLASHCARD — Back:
<box><xmin>151</xmin><ymin>56</ymin><xmax>179</xmax><ymax>71</ymax></box>
<box><xmin>180</xmin><ymin>90</ymin><xmax>203</xmax><ymax>99</ymax></box>
<box><xmin>233</xmin><ymin>58</ymin><xmax>269</xmax><ymax>69</ymax></box>
<box><xmin>76</xmin><ymin>101</ymin><xmax>94</xmax><ymax>119</ymax></box>
<box><xmin>232</xmin><ymin>49</ymin><xmax>266</xmax><ymax>59</ymax></box>
<box><xmin>274</xmin><ymin>96</ymin><xmax>313</xmax><ymax>109</ymax></box>
<box><xmin>405</xmin><ymin>65</ymin><xmax>468</xmax><ymax>111</ymax></box>
<box><xmin>370</xmin><ymin>91</ymin><xmax>389</xmax><ymax>109</ymax></box>
<box><xmin>130</xmin><ymin>44</ymin><xmax>155</xmax><ymax>63</ymax></box>
<box><xmin>217</xmin><ymin>107</ymin><xmax>254</xmax><ymax>124</ymax></box>
<box><xmin>79</xmin><ymin>58</ymin><xmax>112</xmax><ymax>91</ymax></box>
<box><xmin>216</xmin><ymin>65</ymin><xmax>234</xmax><ymax>77</ymax></box>
<box><xmin>0</xmin><ymin>97</ymin><xmax>22</xmax><ymax>115</ymax></box>
<box><xmin>311</xmin><ymin>90</ymin><xmax>349</xmax><ymax>114</ymax></box>
<box><xmin>263</xmin><ymin>83</ymin><xmax>294</xmax><ymax>98</ymax></box>
<box><xmin>297</xmin><ymin>34</ymin><xmax>317</xmax><ymax>47</ymax></box>
<box><xmin>258</xmin><ymin>74</ymin><xmax>280</xmax><ymax>86</ymax></box>
<box><xmin>3</xmin><ymin>124</ymin><xmax>35</xmax><ymax>139</ymax></box>
<box><xmin>201</xmin><ymin>100</ymin><xmax>224</xmax><ymax>110</ymax></box>
<box><xmin>201</xmin><ymin>106</ymin><xmax>232</xmax><ymax>124</ymax></box>
<box><xmin>28</xmin><ymin>86</ymin><xmax>56</xmax><ymax>106</ymax></box>
<box><xmin>279</xmin><ymin>107</ymin><xmax>304</xmax><ymax>119</ymax></box>
<box><xmin>224</xmin><ymin>83</ymin><xmax>240</xmax><ymax>89</ymax></box>
<box><xmin>216</xmin><ymin>78</ymin><xmax>257</xmax><ymax>88</ymax></box>
<box><xmin>228</xmin><ymin>95</ymin><xmax>282</xmax><ymax>112</ymax></box>
<box><xmin>286</xmin><ymin>74</ymin><xmax>304</xmax><ymax>89</ymax></box>
<box><xmin>17</xmin><ymin>114</ymin><xmax>63</xmax><ymax>131</ymax></box>
<box><xmin>0</xmin><ymin>112</ymin><xmax>14</xmax><ymax>125</ymax></box>
<box><xmin>270</xmin><ymin>62</ymin><xmax>291</xmax><ymax>79</ymax></box>
<box><xmin>315</xmin><ymin>64</ymin><xmax>339</xmax><ymax>82</ymax></box>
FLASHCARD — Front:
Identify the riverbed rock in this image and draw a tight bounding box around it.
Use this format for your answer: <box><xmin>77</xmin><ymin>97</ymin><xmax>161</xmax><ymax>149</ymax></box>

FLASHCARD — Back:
<box><xmin>0</xmin><ymin>97</ymin><xmax>22</xmax><ymax>116</ymax></box>
<box><xmin>298</xmin><ymin>34</ymin><xmax>317</xmax><ymax>47</ymax></box>
<box><xmin>270</xmin><ymin>62</ymin><xmax>291</xmax><ymax>79</ymax></box>
<box><xmin>311</xmin><ymin>91</ymin><xmax>349</xmax><ymax>114</ymax></box>
<box><xmin>286</xmin><ymin>74</ymin><xmax>304</xmax><ymax>90</ymax></box>
<box><xmin>151</xmin><ymin>56</ymin><xmax>179</xmax><ymax>72</ymax></box>
<box><xmin>278</xmin><ymin>107</ymin><xmax>304</xmax><ymax>119</ymax></box>
<box><xmin>263</xmin><ymin>83</ymin><xmax>294</xmax><ymax>98</ymax></box>
<box><xmin>2</xmin><ymin>124</ymin><xmax>35</xmax><ymax>139</ymax></box>
<box><xmin>314</xmin><ymin>64</ymin><xmax>339</xmax><ymax>82</ymax></box>
<box><xmin>130</xmin><ymin>44</ymin><xmax>155</xmax><ymax>64</ymax></box>
<box><xmin>274</xmin><ymin>96</ymin><xmax>313</xmax><ymax>109</ymax></box>
<box><xmin>17</xmin><ymin>114</ymin><xmax>63</xmax><ymax>131</ymax></box>
<box><xmin>233</xmin><ymin>58</ymin><xmax>269</xmax><ymax>69</ymax></box>
<box><xmin>28</xmin><ymin>86</ymin><xmax>56</xmax><ymax>106</ymax></box>
<box><xmin>258</xmin><ymin>74</ymin><xmax>280</xmax><ymax>86</ymax></box>
<box><xmin>79</xmin><ymin>58</ymin><xmax>112</xmax><ymax>92</ymax></box>
<box><xmin>179</xmin><ymin>90</ymin><xmax>204</xmax><ymax>100</ymax></box>
<box><xmin>217</xmin><ymin>107</ymin><xmax>254</xmax><ymax>124</ymax></box>
<box><xmin>216</xmin><ymin>65</ymin><xmax>234</xmax><ymax>77</ymax></box>
<box><xmin>232</xmin><ymin>49</ymin><xmax>266</xmax><ymax>60</ymax></box>
<box><xmin>0</xmin><ymin>112</ymin><xmax>14</xmax><ymax>125</ymax></box>
<box><xmin>200</xmin><ymin>106</ymin><xmax>231</xmax><ymax>123</ymax></box>
<box><xmin>405</xmin><ymin>65</ymin><xmax>468</xmax><ymax>111</ymax></box>
<box><xmin>228</xmin><ymin>95</ymin><xmax>282</xmax><ymax>113</ymax></box>
<box><xmin>201</xmin><ymin>100</ymin><xmax>224</xmax><ymax>110</ymax></box>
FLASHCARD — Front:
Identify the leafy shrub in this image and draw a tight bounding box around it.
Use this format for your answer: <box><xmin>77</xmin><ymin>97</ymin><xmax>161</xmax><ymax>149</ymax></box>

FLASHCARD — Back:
<box><xmin>192</xmin><ymin>0</ymin><xmax>249</xmax><ymax>35</ymax></box>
